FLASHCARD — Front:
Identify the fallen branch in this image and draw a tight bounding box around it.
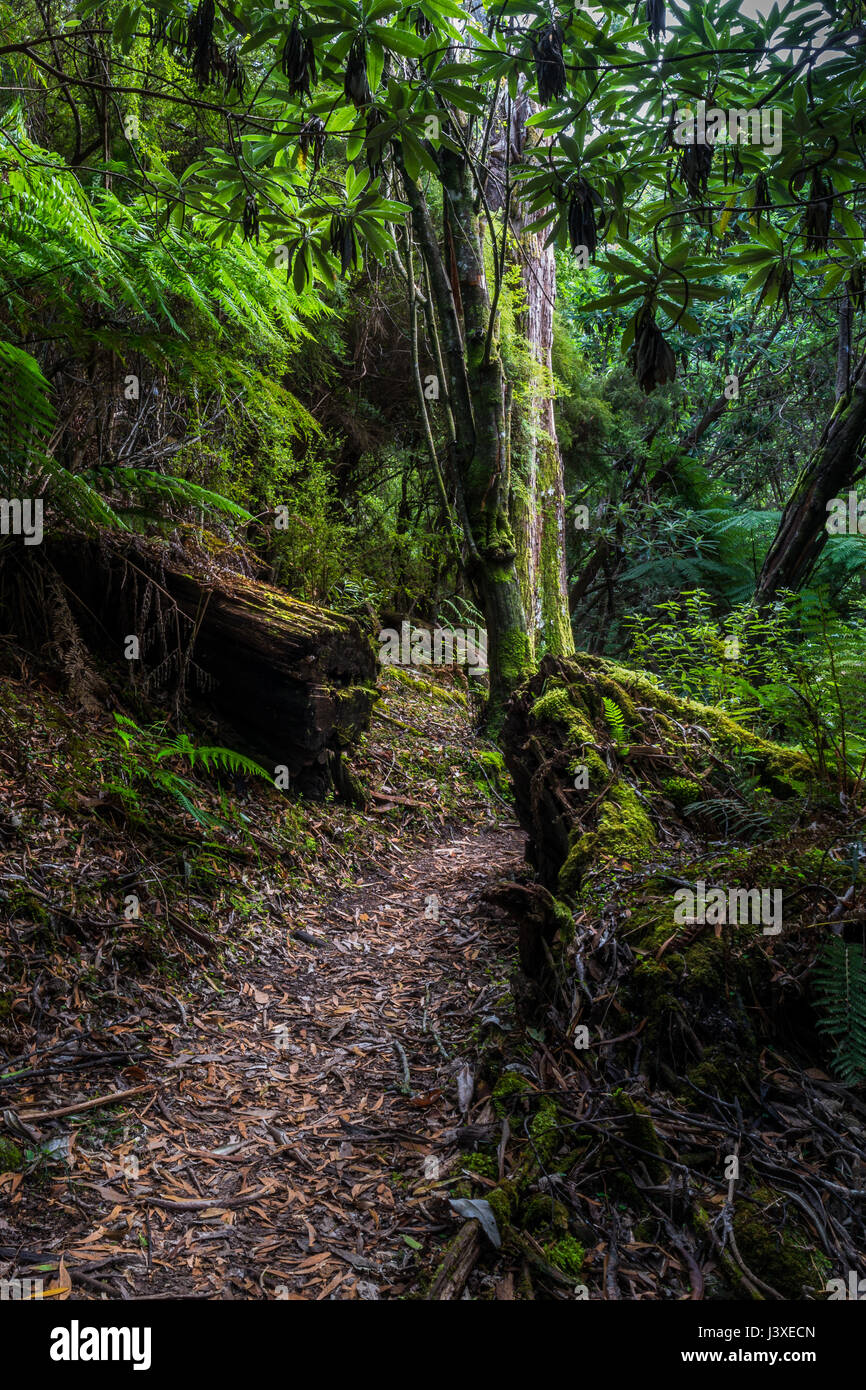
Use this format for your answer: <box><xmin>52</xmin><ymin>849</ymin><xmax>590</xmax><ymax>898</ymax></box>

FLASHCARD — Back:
<box><xmin>17</xmin><ymin>1085</ymin><xmax>154</xmax><ymax>1123</ymax></box>
<box><xmin>140</xmin><ymin>1187</ymin><xmax>273</xmax><ymax>1211</ymax></box>
<box><xmin>429</xmin><ymin>1220</ymin><xmax>481</xmax><ymax>1299</ymax></box>
<box><xmin>167</xmin><ymin>914</ymin><xmax>215</xmax><ymax>949</ymax></box>
<box><xmin>370</xmin><ymin>790</ymin><xmax>428</xmax><ymax>808</ymax></box>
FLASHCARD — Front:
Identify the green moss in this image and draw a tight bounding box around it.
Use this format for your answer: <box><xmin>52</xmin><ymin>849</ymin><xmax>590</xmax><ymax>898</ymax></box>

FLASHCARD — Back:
<box><xmin>528</xmin><ymin>1096</ymin><xmax>560</xmax><ymax>1167</ymax></box>
<box><xmin>559</xmin><ymin>782</ymin><xmax>657</xmax><ymax>897</ymax></box>
<box><xmin>385</xmin><ymin>665</ymin><xmax>468</xmax><ymax>707</ymax></box>
<box><xmin>471</xmin><ymin>748</ymin><xmax>510</xmax><ymax>797</ymax></box>
<box><xmin>523</xmin><ymin>1193</ymin><xmax>569</xmax><ymax>1235</ymax></box>
<box><xmin>462</xmin><ymin>1152</ymin><xmax>497</xmax><ymax>1180</ymax></box>
<box><xmin>0</xmin><ymin>1138</ymin><xmax>24</xmax><ymax>1171</ymax></box>
<box><xmin>595</xmin><ymin>656</ymin><xmax>812</xmax><ymax>789</ymax></box>
<box><xmin>687</xmin><ymin>1044</ymin><xmax>758</xmax><ymax>1100</ymax></box>
<box><xmin>662</xmin><ymin>776</ymin><xmax>703</xmax><ymax>811</ymax></box>
<box><xmin>543</xmin><ymin>1235</ymin><xmax>585</xmax><ymax>1277</ymax></box>
<box><xmin>732</xmin><ymin>1187</ymin><xmax>827</xmax><ymax>1298</ymax></box>
<box><xmin>494</xmin><ymin>626</ymin><xmax>533</xmax><ymax>689</ymax></box>
<box><xmin>492</xmin><ymin>1071</ymin><xmax>533</xmax><ymax>1117</ymax></box>
<box><xmin>614</xmin><ymin>1091</ymin><xmax>668</xmax><ymax>1183</ymax></box>
<box><xmin>487</xmin><ymin>1181</ymin><xmax>519</xmax><ymax>1229</ymax></box>
<box><xmin>531</xmin><ymin>684</ymin><xmax>586</xmax><ymax>734</ymax></box>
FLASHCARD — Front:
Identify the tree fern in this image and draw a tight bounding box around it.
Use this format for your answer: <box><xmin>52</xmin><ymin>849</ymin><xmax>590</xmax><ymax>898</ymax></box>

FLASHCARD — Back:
<box><xmin>813</xmin><ymin>937</ymin><xmax>866</xmax><ymax>1084</ymax></box>
<box><xmin>0</xmin><ymin>127</ymin><xmax>321</xmax><ymax>532</ymax></box>
<box><xmin>0</xmin><ymin>341</ymin><xmax>55</xmax><ymax>486</ymax></box>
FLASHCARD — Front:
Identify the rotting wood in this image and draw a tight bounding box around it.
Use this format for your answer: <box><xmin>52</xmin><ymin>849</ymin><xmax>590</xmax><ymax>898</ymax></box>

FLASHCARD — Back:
<box><xmin>428</xmin><ymin>1219</ymin><xmax>482</xmax><ymax>1299</ymax></box>
<box><xmin>39</xmin><ymin>531</ymin><xmax>378</xmax><ymax>796</ymax></box>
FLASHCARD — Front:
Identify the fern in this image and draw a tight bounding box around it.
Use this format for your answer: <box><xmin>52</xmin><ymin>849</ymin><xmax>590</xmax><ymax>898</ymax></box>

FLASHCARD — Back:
<box><xmin>154</xmin><ymin>732</ymin><xmax>270</xmax><ymax>781</ymax></box>
<box><xmin>0</xmin><ymin>127</ymin><xmax>321</xmax><ymax>532</ymax></box>
<box><xmin>0</xmin><ymin>341</ymin><xmax>55</xmax><ymax>484</ymax></box>
<box><xmin>111</xmin><ymin>715</ymin><xmax>272</xmax><ymax>826</ymax></box>
<box><xmin>813</xmin><ymin>937</ymin><xmax>866</xmax><ymax>1084</ymax></box>
<box><xmin>98</xmin><ymin>467</ymin><xmax>254</xmax><ymax>523</ymax></box>
<box><xmin>602</xmin><ymin>696</ymin><xmax>627</xmax><ymax>746</ymax></box>
<box><xmin>682</xmin><ymin>797</ymin><xmax>772</xmax><ymax>841</ymax></box>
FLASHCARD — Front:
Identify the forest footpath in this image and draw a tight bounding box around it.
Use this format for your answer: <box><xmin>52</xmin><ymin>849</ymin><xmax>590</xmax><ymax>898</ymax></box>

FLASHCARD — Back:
<box><xmin>0</xmin><ymin>664</ymin><xmax>529</xmax><ymax>1300</ymax></box>
<box><xmin>9</xmin><ymin>827</ymin><xmax>524</xmax><ymax>1301</ymax></box>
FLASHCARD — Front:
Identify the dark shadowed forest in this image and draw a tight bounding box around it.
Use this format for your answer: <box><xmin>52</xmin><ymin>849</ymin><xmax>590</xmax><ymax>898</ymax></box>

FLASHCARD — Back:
<box><xmin>1</xmin><ymin>0</ymin><xmax>866</xmax><ymax>1351</ymax></box>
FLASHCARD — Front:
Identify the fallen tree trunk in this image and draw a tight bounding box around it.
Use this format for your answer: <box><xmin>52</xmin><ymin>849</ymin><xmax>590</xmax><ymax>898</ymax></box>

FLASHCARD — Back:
<box><xmin>35</xmin><ymin>532</ymin><xmax>377</xmax><ymax>795</ymax></box>
<box><xmin>502</xmin><ymin>654</ymin><xmax>813</xmax><ymax>899</ymax></box>
<box><xmin>500</xmin><ymin>653</ymin><xmax>864</xmax><ymax>1097</ymax></box>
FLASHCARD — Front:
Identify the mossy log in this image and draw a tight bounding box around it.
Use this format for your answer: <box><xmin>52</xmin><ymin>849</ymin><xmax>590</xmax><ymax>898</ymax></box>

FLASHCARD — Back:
<box><xmin>43</xmin><ymin>532</ymin><xmax>377</xmax><ymax>795</ymax></box>
<box><xmin>502</xmin><ymin>653</ymin><xmax>812</xmax><ymax>900</ymax></box>
<box><xmin>502</xmin><ymin>653</ymin><xmax>842</xmax><ymax>1104</ymax></box>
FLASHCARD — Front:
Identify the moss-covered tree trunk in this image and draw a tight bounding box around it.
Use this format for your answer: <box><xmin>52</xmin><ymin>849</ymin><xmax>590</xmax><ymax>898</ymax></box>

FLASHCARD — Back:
<box><xmin>486</xmin><ymin>88</ymin><xmax>573</xmax><ymax>663</ymax></box>
<box><xmin>511</xmin><ymin>211</ymin><xmax>574</xmax><ymax>661</ymax></box>
<box><xmin>756</xmin><ymin>350</ymin><xmax>866</xmax><ymax>602</ymax></box>
<box><xmin>397</xmin><ymin>141</ymin><xmax>533</xmax><ymax>715</ymax></box>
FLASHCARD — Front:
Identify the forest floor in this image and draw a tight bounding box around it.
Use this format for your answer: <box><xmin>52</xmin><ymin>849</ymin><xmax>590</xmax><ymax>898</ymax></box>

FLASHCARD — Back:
<box><xmin>0</xmin><ymin>661</ymin><xmax>533</xmax><ymax>1299</ymax></box>
<box><xmin>3</xmin><ymin>657</ymin><xmax>864</xmax><ymax>1302</ymax></box>
<box><xmin>7</xmin><ymin>827</ymin><xmax>526</xmax><ymax>1301</ymax></box>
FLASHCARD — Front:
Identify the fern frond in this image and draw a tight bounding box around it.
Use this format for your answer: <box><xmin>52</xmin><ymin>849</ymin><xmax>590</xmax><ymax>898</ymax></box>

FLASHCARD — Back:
<box><xmin>813</xmin><ymin>937</ymin><xmax>866</xmax><ymax>1084</ymax></box>
<box><xmin>154</xmin><ymin>736</ymin><xmax>270</xmax><ymax>780</ymax></box>
<box><xmin>106</xmin><ymin>468</ymin><xmax>254</xmax><ymax>522</ymax></box>
<box><xmin>0</xmin><ymin>340</ymin><xmax>55</xmax><ymax>488</ymax></box>
<box><xmin>602</xmin><ymin>696</ymin><xmax>626</xmax><ymax>743</ymax></box>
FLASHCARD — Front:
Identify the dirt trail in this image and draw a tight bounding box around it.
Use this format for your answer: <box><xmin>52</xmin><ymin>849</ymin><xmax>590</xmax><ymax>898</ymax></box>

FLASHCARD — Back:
<box><xmin>13</xmin><ymin>825</ymin><xmax>524</xmax><ymax>1300</ymax></box>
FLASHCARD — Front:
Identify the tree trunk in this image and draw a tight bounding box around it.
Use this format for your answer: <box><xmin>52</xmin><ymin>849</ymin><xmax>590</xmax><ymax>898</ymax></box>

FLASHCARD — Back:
<box><xmin>755</xmin><ymin>351</ymin><xmax>866</xmax><ymax>603</ymax></box>
<box><xmin>487</xmin><ymin>89</ymin><xmax>574</xmax><ymax>662</ymax></box>
<box><xmin>397</xmin><ymin>142</ymin><xmax>533</xmax><ymax>716</ymax></box>
<box><xmin>511</xmin><ymin>209</ymin><xmax>574</xmax><ymax>659</ymax></box>
<box><xmin>40</xmin><ymin>532</ymin><xmax>377</xmax><ymax>794</ymax></box>
<box><xmin>836</xmin><ymin>286</ymin><xmax>852</xmax><ymax>402</ymax></box>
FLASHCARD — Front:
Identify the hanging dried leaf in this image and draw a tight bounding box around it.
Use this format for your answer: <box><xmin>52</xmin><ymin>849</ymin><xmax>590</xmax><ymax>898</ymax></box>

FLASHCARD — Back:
<box><xmin>299</xmin><ymin>116</ymin><xmax>326</xmax><ymax>173</ymax></box>
<box><xmin>562</xmin><ymin>176</ymin><xmax>603</xmax><ymax>259</ymax></box>
<box><xmin>757</xmin><ymin>260</ymin><xmax>795</xmax><ymax>316</ymax></box>
<box><xmin>344</xmin><ymin>36</ymin><xmax>371</xmax><ymax>109</ymax></box>
<box><xmin>186</xmin><ymin>0</ymin><xmax>220</xmax><ymax>90</ymax></box>
<box><xmin>532</xmin><ymin>21</ymin><xmax>566</xmax><ymax>104</ymax></box>
<box><xmin>629</xmin><ymin>303</ymin><xmax>677</xmax><ymax>394</ymax></box>
<box><xmin>413</xmin><ymin>6</ymin><xmax>433</xmax><ymax>38</ymax></box>
<box><xmin>680</xmin><ymin>140</ymin><xmax>712</xmax><ymax>198</ymax></box>
<box><xmin>753</xmin><ymin>172</ymin><xmax>771</xmax><ymax>225</ymax></box>
<box><xmin>365</xmin><ymin>107</ymin><xmax>386</xmax><ymax>176</ymax></box>
<box><xmin>329</xmin><ymin>215</ymin><xmax>359</xmax><ymax>276</ymax></box>
<box><xmin>802</xmin><ymin>168</ymin><xmax>833</xmax><ymax>252</ymax></box>
<box><xmin>281</xmin><ymin>14</ymin><xmax>317</xmax><ymax>99</ymax></box>
<box><xmin>224</xmin><ymin>45</ymin><xmax>246</xmax><ymax>100</ymax></box>
<box><xmin>646</xmin><ymin>0</ymin><xmax>666</xmax><ymax>39</ymax></box>
<box><xmin>242</xmin><ymin>194</ymin><xmax>260</xmax><ymax>244</ymax></box>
